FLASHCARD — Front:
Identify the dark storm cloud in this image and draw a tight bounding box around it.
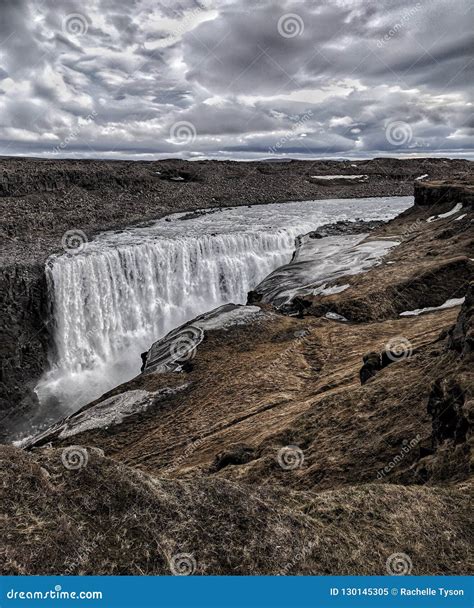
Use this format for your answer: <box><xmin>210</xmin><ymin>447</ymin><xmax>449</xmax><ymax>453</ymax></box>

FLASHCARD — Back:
<box><xmin>0</xmin><ymin>0</ymin><xmax>472</xmax><ymax>159</ymax></box>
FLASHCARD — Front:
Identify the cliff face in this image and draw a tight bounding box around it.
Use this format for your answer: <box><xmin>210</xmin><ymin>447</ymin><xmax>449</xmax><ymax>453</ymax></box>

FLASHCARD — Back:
<box><xmin>0</xmin><ymin>263</ymin><xmax>47</xmax><ymax>427</ymax></box>
<box><xmin>2</xmin><ymin>174</ymin><xmax>472</xmax><ymax>575</ymax></box>
<box><xmin>414</xmin><ymin>180</ymin><xmax>474</xmax><ymax>208</ymax></box>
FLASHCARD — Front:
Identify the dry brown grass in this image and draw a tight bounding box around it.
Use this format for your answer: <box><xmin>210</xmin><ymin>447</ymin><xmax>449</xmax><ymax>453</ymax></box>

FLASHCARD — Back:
<box><xmin>1</xmin><ymin>446</ymin><xmax>472</xmax><ymax>575</ymax></box>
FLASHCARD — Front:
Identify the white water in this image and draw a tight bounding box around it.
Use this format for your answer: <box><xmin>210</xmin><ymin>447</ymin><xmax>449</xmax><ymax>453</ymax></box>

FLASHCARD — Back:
<box><xmin>36</xmin><ymin>196</ymin><xmax>412</xmax><ymax>412</ymax></box>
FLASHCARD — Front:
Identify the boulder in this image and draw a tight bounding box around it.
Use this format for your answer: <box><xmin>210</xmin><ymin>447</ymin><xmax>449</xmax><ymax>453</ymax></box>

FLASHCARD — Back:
<box><xmin>359</xmin><ymin>351</ymin><xmax>382</xmax><ymax>384</ymax></box>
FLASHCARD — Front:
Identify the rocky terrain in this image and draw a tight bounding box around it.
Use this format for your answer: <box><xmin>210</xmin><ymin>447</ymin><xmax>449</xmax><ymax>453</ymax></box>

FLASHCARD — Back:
<box><xmin>1</xmin><ymin>174</ymin><xmax>473</xmax><ymax>575</ymax></box>
<box><xmin>2</xmin><ymin>157</ymin><xmax>471</xmax><ymax>258</ymax></box>
<box><xmin>0</xmin><ymin>156</ymin><xmax>472</xmax><ymax>421</ymax></box>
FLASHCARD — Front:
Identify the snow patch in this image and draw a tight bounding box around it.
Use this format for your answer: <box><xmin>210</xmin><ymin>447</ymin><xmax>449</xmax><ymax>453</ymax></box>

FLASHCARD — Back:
<box><xmin>415</xmin><ymin>174</ymin><xmax>429</xmax><ymax>181</ymax></box>
<box><xmin>58</xmin><ymin>390</ymin><xmax>158</xmax><ymax>438</ymax></box>
<box><xmin>400</xmin><ymin>297</ymin><xmax>465</xmax><ymax>317</ymax></box>
<box><xmin>60</xmin><ymin>386</ymin><xmax>187</xmax><ymax>438</ymax></box>
<box><xmin>427</xmin><ymin>203</ymin><xmax>463</xmax><ymax>223</ymax></box>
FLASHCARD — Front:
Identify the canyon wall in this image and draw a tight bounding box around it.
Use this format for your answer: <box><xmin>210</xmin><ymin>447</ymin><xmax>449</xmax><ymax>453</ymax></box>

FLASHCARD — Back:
<box><xmin>0</xmin><ymin>158</ymin><xmax>471</xmax><ymax>435</ymax></box>
<box><xmin>414</xmin><ymin>180</ymin><xmax>474</xmax><ymax>208</ymax></box>
<box><xmin>0</xmin><ymin>263</ymin><xmax>47</xmax><ymax>422</ymax></box>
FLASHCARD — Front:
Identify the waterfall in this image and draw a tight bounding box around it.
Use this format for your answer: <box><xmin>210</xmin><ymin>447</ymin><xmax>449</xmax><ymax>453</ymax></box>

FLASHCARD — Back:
<box><xmin>46</xmin><ymin>231</ymin><xmax>300</xmax><ymax>373</ymax></box>
<box><xmin>36</xmin><ymin>196</ymin><xmax>413</xmax><ymax>413</ymax></box>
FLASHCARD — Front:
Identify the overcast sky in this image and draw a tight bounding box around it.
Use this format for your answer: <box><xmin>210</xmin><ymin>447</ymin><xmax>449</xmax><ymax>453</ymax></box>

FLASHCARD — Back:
<box><xmin>0</xmin><ymin>0</ymin><xmax>472</xmax><ymax>160</ymax></box>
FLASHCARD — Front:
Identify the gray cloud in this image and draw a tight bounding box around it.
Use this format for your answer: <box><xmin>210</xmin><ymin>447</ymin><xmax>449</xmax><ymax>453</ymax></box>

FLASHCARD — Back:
<box><xmin>0</xmin><ymin>0</ymin><xmax>472</xmax><ymax>159</ymax></box>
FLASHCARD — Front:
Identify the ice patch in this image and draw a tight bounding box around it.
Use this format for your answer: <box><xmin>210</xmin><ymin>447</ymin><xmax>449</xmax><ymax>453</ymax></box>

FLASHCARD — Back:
<box><xmin>318</xmin><ymin>283</ymin><xmax>350</xmax><ymax>296</ymax></box>
<box><xmin>59</xmin><ymin>390</ymin><xmax>159</xmax><ymax>438</ymax></box>
<box><xmin>23</xmin><ymin>385</ymin><xmax>188</xmax><ymax>447</ymax></box>
<box><xmin>254</xmin><ymin>235</ymin><xmax>399</xmax><ymax>307</ymax></box>
<box><xmin>196</xmin><ymin>305</ymin><xmax>267</xmax><ymax>331</ymax></box>
<box><xmin>399</xmin><ymin>297</ymin><xmax>465</xmax><ymax>317</ymax></box>
<box><xmin>144</xmin><ymin>305</ymin><xmax>268</xmax><ymax>374</ymax></box>
<box><xmin>427</xmin><ymin>203</ymin><xmax>463</xmax><ymax>223</ymax></box>
<box><xmin>325</xmin><ymin>312</ymin><xmax>348</xmax><ymax>322</ymax></box>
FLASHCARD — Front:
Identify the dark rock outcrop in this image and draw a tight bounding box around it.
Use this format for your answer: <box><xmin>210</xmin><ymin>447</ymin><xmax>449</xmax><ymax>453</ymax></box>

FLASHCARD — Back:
<box><xmin>427</xmin><ymin>380</ymin><xmax>469</xmax><ymax>447</ymax></box>
<box><xmin>448</xmin><ymin>281</ymin><xmax>473</xmax><ymax>357</ymax></box>
<box><xmin>359</xmin><ymin>347</ymin><xmax>409</xmax><ymax>384</ymax></box>
<box><xmin>359</xmin><ymin>351</ymin><xmax>382</xmax><ymax>384</ymax></box>
<box><xmin>414</xmin><ymin>180</ymin><xmax>474</xmax><ymax>208</ymax></box>
<box><xmin>305</xmin><ymin>219</ymin><xmax>383</xmax><ymax>240</ymax></box>
<box><xmin>412</xmin><ymin>379</ymin><xmax>472</xmax><ymax>484</ymax></box>
<box><xmin>210</xmin><ymin>444</ymin><xmax>256</xmax><ymax>472</ymax></box>
<box><xmin>408</xmin><ymin>291</ymin><xmax>473</xmax><ymax>484</ymax></box>
<box><xmin>0</xmin><ymin>263</ymin><xmax>48</xmax><ymax>434</ymax></box>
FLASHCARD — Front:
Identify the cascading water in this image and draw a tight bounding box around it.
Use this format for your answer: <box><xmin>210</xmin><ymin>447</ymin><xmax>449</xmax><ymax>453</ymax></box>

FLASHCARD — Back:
<box><xmin>36</xmin><ymin>196</ymin><xmax>413</xmax><ymax>416</ymax></box>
